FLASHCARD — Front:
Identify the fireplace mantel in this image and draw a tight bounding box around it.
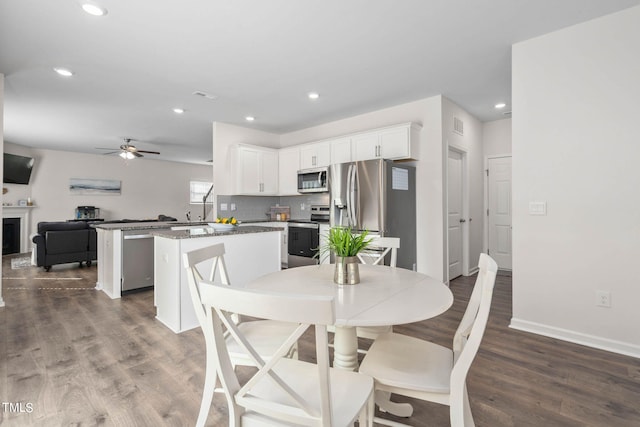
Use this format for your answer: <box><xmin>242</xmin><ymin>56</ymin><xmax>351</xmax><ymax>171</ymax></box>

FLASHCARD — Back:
<box><xmin>2</xmin><ymin>206</ymin><xmax>35</xmax><ymax>254</ymax></box>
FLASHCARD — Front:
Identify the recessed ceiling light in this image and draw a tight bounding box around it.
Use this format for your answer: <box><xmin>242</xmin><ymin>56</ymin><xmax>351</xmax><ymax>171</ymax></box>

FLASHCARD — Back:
<box><xmin>173</xmin><ymin>108</ymin><xmax>185</xmax><ymax>114</ymax></box>
<box><xmin>308</xmin><ymin>92</ymin><xmax>320</xmax><ymax>100</ymax></box>
<box><xmin>245</xmin><ymin>116</ymin><xmax>255</xmax><ymax>122</ymax></box>
<box><xmin>82</xmin><ymin>3</ymin><xmax>108</xmax><ymax>16</ymax></box>
<box><xmin>54</xmin><ymin>68</ymin><xmax>74</xmax><ymax>77</ymax></box>
<box><xmin>494</xmin><ymin>103</ymin><xmax>507</xmax><ymax>109</ymax></box>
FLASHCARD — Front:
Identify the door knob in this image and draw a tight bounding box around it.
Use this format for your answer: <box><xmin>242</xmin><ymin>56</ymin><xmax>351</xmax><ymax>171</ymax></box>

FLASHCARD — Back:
<box><xmin>459</xmin><ymin>219</ymin><xmax>466</xmax><ymax>223</ymax></box>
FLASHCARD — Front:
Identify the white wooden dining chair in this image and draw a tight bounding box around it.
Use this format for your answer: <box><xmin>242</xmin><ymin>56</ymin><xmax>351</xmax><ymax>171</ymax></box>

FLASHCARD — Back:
<box><xmin>359</xmin><ymin>253</ymin><xmax>498</xmax><ymax>427</ymax></box>
<box><xmin>183</xmin><ymin>243</ymin><xmax>300</xmax><ymax>427</ymax></box>
<box><xmin>198</xmin><ymin>278</ymin><xmax>375</xmax><ymax>426</ymax></box>
<box><xmin>329</xmin><ymin>236</ymin><xmax>401</xmax><ymax>352</ymax></box>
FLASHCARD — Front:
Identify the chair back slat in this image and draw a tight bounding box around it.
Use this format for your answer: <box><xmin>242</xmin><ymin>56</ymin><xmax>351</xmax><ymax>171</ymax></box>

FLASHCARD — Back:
<box><xmin>356</xmin><ymin>236</ymin><xmax>400</xmax><ymax>267</ymax></box>
<box><xmin>449</xmin><ymin>253</ymin><xmax>498</xmax><ymax>427</ymax></box>
<box><xmin>182</xmin><ymin>243</ymin><xmax>230</xmax><ymax>328</ymax></box>
<box><xmin>199</xmin><ymin>279</ymin><xmax>338</xmax><ymax>426</ymax></box>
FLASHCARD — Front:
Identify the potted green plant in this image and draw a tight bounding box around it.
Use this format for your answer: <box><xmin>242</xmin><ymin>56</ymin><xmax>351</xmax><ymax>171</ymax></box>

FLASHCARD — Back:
<box><xmin>320</xmin><ymin>227</ymin><xmax>372</xmax><ymax>285</ymax></box>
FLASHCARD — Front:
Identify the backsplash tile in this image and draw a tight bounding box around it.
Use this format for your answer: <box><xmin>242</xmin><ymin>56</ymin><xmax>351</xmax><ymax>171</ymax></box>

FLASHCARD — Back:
<box><xmin>217</xmin><ymin>193</ymin><xmax>329</xmax><ymax>222</ymax></box>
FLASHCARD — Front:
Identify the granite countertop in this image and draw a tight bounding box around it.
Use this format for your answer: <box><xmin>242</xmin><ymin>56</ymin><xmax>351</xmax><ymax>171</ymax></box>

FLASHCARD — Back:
<box><xmin>92</xmin><ymin>221</ymin><xmax>208</xmax><ymax>230</ymax></box>
<box><xmin>151</xmin><ymin>225</ymin><xmax>284</xmax><ymax>240</ymax></box>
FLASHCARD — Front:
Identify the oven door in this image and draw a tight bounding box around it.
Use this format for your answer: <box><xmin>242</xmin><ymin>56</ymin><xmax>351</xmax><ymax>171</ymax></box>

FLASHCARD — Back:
<box><xmin>288</xmin><ymin>223</ymin><xmax>319</xmax><ymax>267</ymax></box>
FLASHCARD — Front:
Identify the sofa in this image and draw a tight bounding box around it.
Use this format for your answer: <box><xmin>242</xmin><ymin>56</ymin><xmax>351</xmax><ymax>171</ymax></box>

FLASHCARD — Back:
<box><xmin>32</xmin><ymin>221</ymin><xmax>97</xmax><ymax>271</ymax></box>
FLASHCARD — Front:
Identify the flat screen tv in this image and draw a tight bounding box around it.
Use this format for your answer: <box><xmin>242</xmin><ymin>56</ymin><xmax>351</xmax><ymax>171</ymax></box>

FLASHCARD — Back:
<box><xmin>3</xmin><ymin>153</ymin><xmax>35</xmax><ymax>185</ymax></box>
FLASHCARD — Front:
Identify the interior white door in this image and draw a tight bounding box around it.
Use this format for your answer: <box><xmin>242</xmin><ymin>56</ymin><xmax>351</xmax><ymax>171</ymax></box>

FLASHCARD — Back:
<box><xmin>488</xmin><ymin>156</ymin><xmax>512</xmax><ymax>269</ymax></box>
<box><xmin>448</xmin><ymin>150</ymin><xmax>463</xmax><ymax>280</ymax></box>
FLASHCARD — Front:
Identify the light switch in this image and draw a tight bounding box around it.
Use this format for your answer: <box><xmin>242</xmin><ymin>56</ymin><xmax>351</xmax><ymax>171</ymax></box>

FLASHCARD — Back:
<box><xmin>230</xmin><ymin>203</ymin><xmax>236</xmax><ymax>211</ymax></box>
<box><xmin>220</xmin><ymin>203</ymin><xmax>228</xmax><ymax>211</ymax></box>
<box><xmin>529</xmin><ymin>201</ymin><xmax>547</xmax><ymax>215</ymax></box>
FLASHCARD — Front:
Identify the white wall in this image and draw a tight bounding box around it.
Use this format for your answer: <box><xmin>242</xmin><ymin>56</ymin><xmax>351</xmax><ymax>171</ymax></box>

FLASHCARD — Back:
<box><xmin>483</xmin><ymin>118</ymin><xmax>512</xmax><ymax>156</ymax></box>
<box><xmin>3</xmin><ymin>142</ymin><xmax>212</xmax><ymax>236</ymax></box>
<box><xmin>512</xmin><ymin>6</ymin><xmax>640</xmax><ymax>357</ymax></box>
<box><xmin>442</xmin><ymin>97</ymin><xmax>484</xmax><ymax>276</ymax></box>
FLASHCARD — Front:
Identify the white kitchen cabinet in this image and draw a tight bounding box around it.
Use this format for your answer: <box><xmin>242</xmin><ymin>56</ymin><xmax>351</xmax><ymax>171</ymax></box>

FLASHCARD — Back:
<box><xmin>330</xmin><ymin>137</ymin><xmax>352</xmax><ymax>164</ymax></box>
<box><xmin>352</xmin><ymin>122</ymin><xmax>421</xmax><ymax>161</ymax></box>
<box><xmin>300</xmin><ymin>141</ymin><xmax>331</xmax><ymax>169</ymax></box>
<box><xmin>235</xmin><ymin>144</ymin><xmax>279</xmax><ymax>195</ymax></box>
<box><xmin>278</xmin><ymin>146</ymin><xmax>300</xmax><ymax>196</ymax></box>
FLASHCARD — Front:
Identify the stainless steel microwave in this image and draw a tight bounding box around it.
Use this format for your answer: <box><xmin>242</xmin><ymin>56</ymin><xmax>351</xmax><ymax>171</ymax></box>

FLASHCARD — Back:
<box><xmin>297</xmin><ymin>167</ymin><xmax>329</xmax><ymax>193</ymax></box>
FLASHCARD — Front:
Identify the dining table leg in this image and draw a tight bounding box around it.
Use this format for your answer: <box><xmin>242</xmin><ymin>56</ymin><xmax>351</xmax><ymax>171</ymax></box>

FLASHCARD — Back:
<box><xmin>332</xmin><ymin>326</ymin><xmax>359</xmax><ymax>371</ymax></box>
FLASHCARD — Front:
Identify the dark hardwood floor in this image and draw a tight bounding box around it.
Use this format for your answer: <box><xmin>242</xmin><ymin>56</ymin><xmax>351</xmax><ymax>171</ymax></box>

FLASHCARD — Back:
<box><xmin>1</xmin><ymin>254</ymin><xmax>639</xmax><ymax>426</ymax></box>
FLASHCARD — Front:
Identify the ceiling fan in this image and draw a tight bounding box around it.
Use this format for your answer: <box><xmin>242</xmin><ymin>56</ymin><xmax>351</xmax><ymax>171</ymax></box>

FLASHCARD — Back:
<box><xmin>96</xmin><ymin>138</ymin><xmax>161</xmax><ymax>159</ymax></box>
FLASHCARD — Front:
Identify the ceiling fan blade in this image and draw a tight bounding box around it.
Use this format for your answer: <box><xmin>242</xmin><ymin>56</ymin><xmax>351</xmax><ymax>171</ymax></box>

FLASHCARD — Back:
<box><xmin>96</xmin><ymin>147</ymin><xmax>118</xmax><ymax>150</ymax></box>
<box><xmin>136</xmin><ymin>150</ymin><xmax>161</xmax><ymax>155</ymax></box>
<box><xmin>132</xmin><ymin>151</ymin><xmax>143</xmax><ymax>158</ymax></box>
<box><xmin>101</xmin><ymin>151</ymin><xmax>120</xmax><ymax>155</ymax></box>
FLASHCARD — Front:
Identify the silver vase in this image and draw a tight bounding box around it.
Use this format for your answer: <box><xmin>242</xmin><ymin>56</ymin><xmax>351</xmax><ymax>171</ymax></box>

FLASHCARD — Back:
<box><xmin>334</xmin><ymin>256</ymin><xmax>360</xmax><ymax>285</ymax></box>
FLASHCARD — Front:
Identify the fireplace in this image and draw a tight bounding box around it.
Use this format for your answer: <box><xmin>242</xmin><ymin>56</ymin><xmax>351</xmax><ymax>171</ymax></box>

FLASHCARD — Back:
<box><xmin>3</xmin><ymin>217</ymin><xmax>21</xmax><ymax>255</ymax></box>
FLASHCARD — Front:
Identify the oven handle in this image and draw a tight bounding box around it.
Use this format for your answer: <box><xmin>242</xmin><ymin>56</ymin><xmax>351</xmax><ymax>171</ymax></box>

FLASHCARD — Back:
<box><xmin>289</xmin><ymin>223</ymin><xmax>319</xmax><ymax>229</ymax></box>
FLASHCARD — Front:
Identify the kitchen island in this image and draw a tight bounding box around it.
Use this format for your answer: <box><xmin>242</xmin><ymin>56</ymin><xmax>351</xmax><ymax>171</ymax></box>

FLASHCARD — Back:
<box><xmin>93</xmin><ymin>221</ymin><xmax>188</xmax><ymax>299</ymax></box>
<box><xmin>152</xmin><ymin>225</ymin><xmax>282</xmax><ymax>333</ymax></box>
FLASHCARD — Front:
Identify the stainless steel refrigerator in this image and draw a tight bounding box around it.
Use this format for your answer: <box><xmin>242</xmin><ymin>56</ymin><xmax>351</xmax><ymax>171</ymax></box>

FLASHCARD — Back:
<box><xmin>329</xmin><ymin>159</ymin><xmax>416</xmax><ymax>270</ymax></box>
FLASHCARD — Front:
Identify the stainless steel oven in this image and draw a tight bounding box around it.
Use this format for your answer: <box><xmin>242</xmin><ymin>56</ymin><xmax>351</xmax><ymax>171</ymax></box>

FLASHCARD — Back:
<box><xmin>287</xmin><ymin>221</ymin><xmax>319</xmax><ymax>268</ymax></box>
<box><xmin>287</xmin><ymin>205</ymin><xmax>329</xmax><ymax>268</ymax></box>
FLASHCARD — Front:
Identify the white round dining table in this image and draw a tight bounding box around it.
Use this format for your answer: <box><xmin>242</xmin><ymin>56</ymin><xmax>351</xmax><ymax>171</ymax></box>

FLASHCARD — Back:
<box><xmin>245</xmin><ymin>263</ymin><xmax>454</xmax><ymax>371</ymax></box>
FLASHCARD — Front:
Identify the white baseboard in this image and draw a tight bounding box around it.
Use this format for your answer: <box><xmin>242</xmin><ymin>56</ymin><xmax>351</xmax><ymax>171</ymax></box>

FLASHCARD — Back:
<box><xmin>510</xmin><ymin>318</ymin><xmax>640</xmax><ymax>359</ymax></box>
<box><xmin>466</xmin><ymin>266</ymin><xmax>479</xmax><ymax>276</ymax></box>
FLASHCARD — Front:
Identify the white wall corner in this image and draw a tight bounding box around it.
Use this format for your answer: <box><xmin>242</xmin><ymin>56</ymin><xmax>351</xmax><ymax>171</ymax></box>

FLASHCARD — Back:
<box><xmin>510</xmin><ymin>318</ymin><xmax>640</xmax><ymax>359</ymax></box>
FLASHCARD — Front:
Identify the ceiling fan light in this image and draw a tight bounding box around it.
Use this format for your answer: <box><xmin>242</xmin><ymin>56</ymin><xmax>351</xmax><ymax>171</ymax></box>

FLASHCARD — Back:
<box><xmin>120</xmin><ymin>151</ymin><xmax>135</xmax><ymax>160</ymax></box>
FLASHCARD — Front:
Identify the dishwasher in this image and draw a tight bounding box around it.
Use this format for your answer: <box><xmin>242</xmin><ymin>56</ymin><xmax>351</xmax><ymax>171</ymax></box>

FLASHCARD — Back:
<box><xmin>122</xmin><ymin>230</ymin><xmax>154</xmax><ymax>292</ymax></box>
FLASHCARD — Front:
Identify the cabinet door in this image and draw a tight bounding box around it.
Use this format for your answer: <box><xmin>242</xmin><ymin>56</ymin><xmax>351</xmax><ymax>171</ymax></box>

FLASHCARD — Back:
<box><xmin>352</xmin><ymin>132</ymin><xmax>380</xmax><ymax>161</ymax></box>
<box><xmin>278</xmin><ymin>147</ymin><xmax>300</xmax><ymax>195</ymax></box>
<box><xmin>237</xmin><ymin>147</ymin><xmax>262</xmax><ymax>194</ymax></box>
<box><xmin>330</xmin><ymin>137</ymin><xmax>352</xmax><ymax>164</ymax></box>
<box><xmin>379</xmin><ymin>126</ymin><xmax>410</xmax><ymax>159</ymax></box>
<box><xmin>261</xmin><ymin>149</ymin><xmax>279</xmax><ymax>194</ymax></box>
<box><xmin>300</xmin><ymin>142</ymin><xmax>331</xmax><ymax>169</ymax></box>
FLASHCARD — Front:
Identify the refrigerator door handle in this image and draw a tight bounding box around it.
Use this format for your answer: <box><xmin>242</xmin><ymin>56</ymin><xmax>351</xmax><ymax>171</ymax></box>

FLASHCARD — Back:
<box><xmin>349</xmin><ymin>163</ymin><xmax>358</xmax><ymax>228</ymax></box>
<box><xmin>346</xmin><ymin>164</ymin><xmax>353</xmax><ymax>226</ymax></box>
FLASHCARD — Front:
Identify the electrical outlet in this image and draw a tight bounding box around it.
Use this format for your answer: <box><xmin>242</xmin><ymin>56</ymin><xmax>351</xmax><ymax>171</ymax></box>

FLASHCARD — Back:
<box><xmin>596</xmin><ymin>290</ymin><xmax>611</xmax><ymax>308</ymax></box>
<box><xmin>230</xmin><ymin>203</ymin><xmax>236</xmax><ymax>211</ymax></box>
<box><xmin>220</xmin><ymin>203</ymin><xmax>228</xmax><ymax>211</ymax></box>
<box><xmin>300</xmin><ymin>203</ymin><xmax>305</xmax><ymax>210</ymax></box>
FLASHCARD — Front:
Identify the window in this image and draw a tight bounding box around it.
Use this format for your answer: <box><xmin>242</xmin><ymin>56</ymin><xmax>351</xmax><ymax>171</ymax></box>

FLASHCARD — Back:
<box><xmin>190</xmin><ymin>181</ymin><xmax>213</xmax><ymax>204</ymax></box>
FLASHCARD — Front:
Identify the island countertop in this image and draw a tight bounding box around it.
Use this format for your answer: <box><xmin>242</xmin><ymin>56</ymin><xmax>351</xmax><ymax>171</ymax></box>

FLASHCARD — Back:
<box><xmin>92</xmin><ymin>221</ymin><xmax>209</xmax><ymax>231</ymax></box>
<box><xmin>150</xmin><ymin>225</ymin><xmax>283</xmax><ymax>240</ymax></box>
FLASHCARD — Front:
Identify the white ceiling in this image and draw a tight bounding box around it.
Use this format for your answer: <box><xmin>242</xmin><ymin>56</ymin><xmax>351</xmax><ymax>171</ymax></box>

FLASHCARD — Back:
<box><xmin>1</xmin><ymin>0</ymin><xmax>638</xmax><ymax>164</ymax></box>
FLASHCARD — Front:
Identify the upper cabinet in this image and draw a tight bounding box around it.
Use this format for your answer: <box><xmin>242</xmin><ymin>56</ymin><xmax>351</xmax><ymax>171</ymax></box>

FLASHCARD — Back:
<box><xmin>300</xmin><ymin>141</ymin><xmax>331</xmax><ymax>169</ymax></box>
<box><xmin>352</xmin><ymin>122</ymin><xmax>421</xmax><ymax>162</ymax></box>
<box><xmin>234</xmin><ymin>144</ymin><xmax>279</xmax><ymax>195</ymax></box>
<box><xmin>330</xmin><ymin>137</ymin><xmax>352</xmax><ymax>164</ymax></box>
<box><xmin>278</xmin><ymin>146</ymin><xmax>300</xmax><ymax>196</ymax></box>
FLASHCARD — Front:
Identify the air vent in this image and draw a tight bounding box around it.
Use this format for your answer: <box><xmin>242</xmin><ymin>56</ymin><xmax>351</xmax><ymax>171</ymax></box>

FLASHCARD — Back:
<box><xmin>453</xmin><ymin>116</ymin><xmax>464</xmax><ymax>136</ymax></box>
<box><xmin>503</xmin><ymin>111</ymin><xmax>512</xmax><ymax>116</ymax></box>
<box><xmin>192</xmin><ymin>91</ymin><xmax>218</xmax><ymax>100</ymax></box>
